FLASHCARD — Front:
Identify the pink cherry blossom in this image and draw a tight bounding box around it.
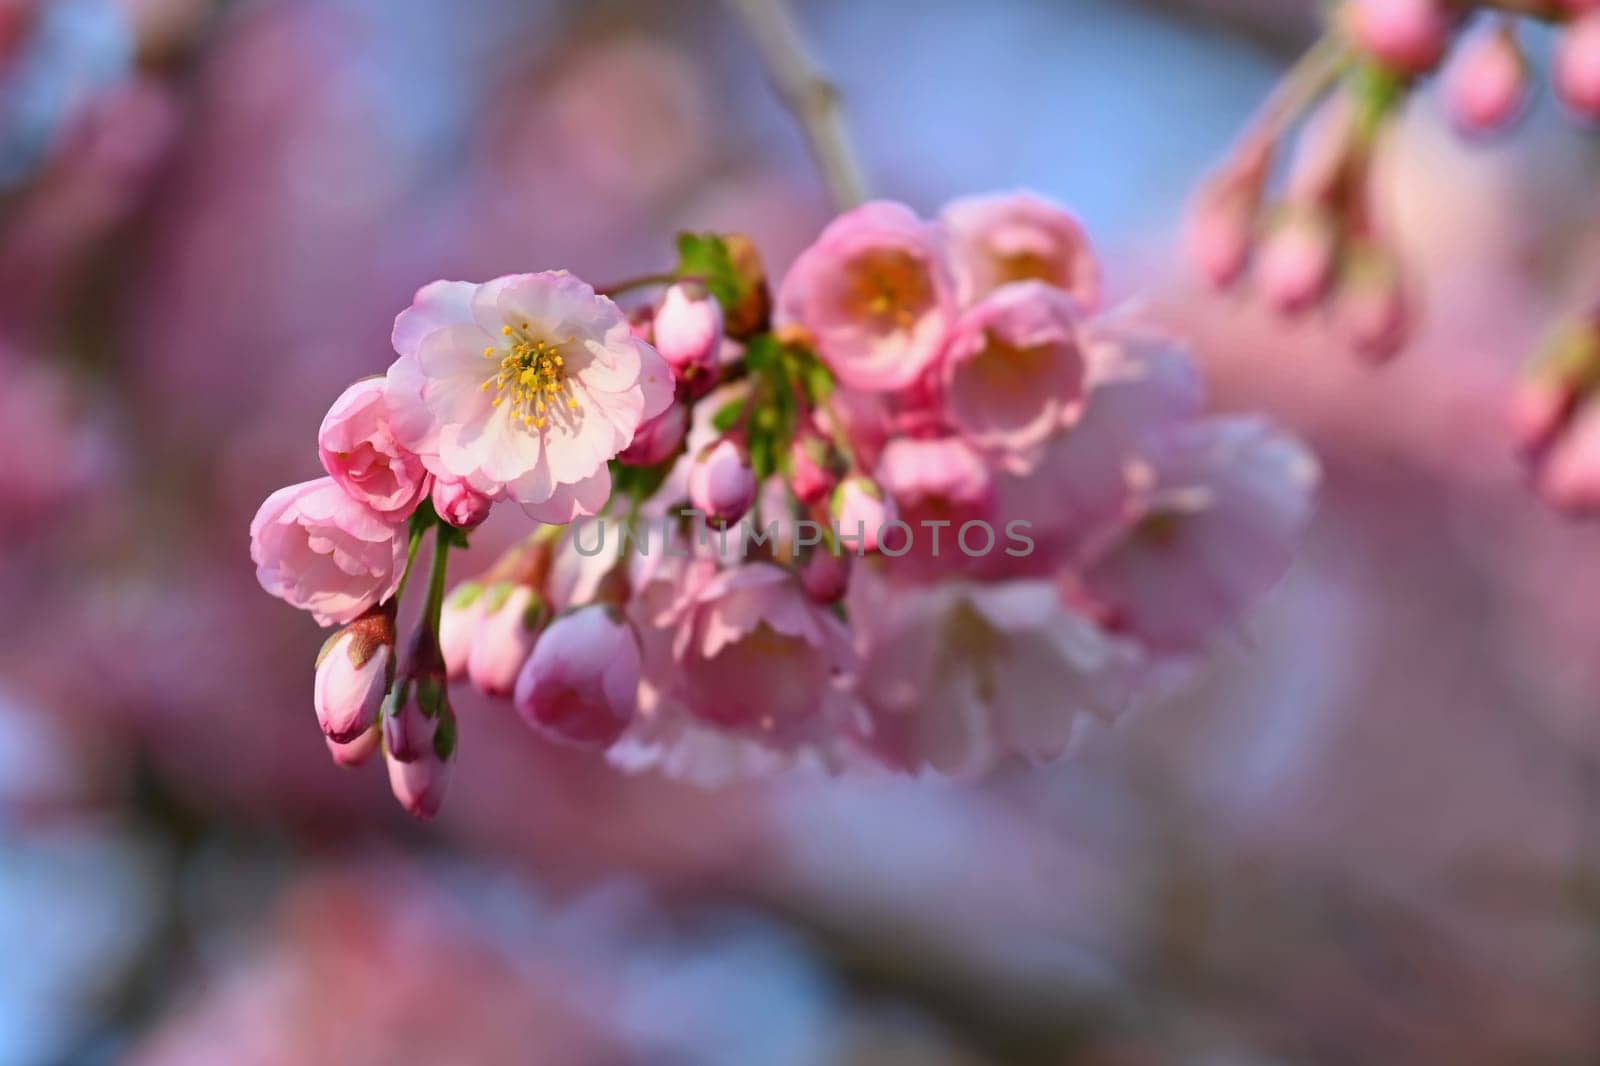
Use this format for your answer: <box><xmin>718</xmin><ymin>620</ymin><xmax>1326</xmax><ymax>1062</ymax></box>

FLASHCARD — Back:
<box><xmin>688</xmin><ymin>438</ymin><xmax>757</xmax><ymax>523</ymax></box>
<box><xmin>431</xmin><ymin>476</ymin><xmax>492</xmax><ymax>529</ymax></box>
<box><xmin>1557</xmin><ymin>12</ymin><xmax>1600</xmax><ymax>119</ymax></box>
<box><xmin>1444</xmin><ymin>21</ymin><xmax>1529</xmax><ymax>135</ymax></box>
<box><xmin>438</xmin><ymin>582</ymin><xmax>485</xmax><ymax>681</ymax></box>
<box><xmin>652</xmin><ymin>282</ymin><xmax>722</xmax><ymax>375</ymax></box>
<box><xmin>775</xmin><ymin>200</ymin><xmax>956</xmax><ymax>392</ymax></box>
<box><xmin>849</xmin><ymin>566</ymin><xmax>1141</xmax><ymax>777</ymax></box>
<box><xmin>513</xmin><ymin>605</ymin><xmax>639</xmax><ymax>749</ymax></box>
<box><xmin>1536</xmin><ymin>401</ymin><xmax>1600</xmax><ymax>513</ymax></box>
<box><xmin>313</xmin><ymin>624</ymin><xmax>391</xmax><ymax>743</ymax></box>
<box><xmin>787</xmin><ymin>424</ymin><xmax>836</xmax><ymax>505</ymax></box>
<box><xmin>654</xmin><ymin>561</ymin><xmax>855</xmax><ymax>737</ymax></box>
<box><xmin>317</xmin><ymin>377</ymin><xmax>430</xmax><ymax>519</ymax></box>
<box><xmin>939</xmin><ymin>281</ymin><xmax>1087</xmax><ymax>469</ymax></box>
<box><xmin>249</xmin><ymin>477</ymin><xmax>406</xmax><ymax>627</ymax></box>
<box><xmin>832</xmin><ymin>476</ymin><xmax>895</xmax><ymax>553</ymax></box>
<box><xmin>325</xmin><ymin>723</ymin><xmax>380</xmax><ymax>768</ymax></box>
<box><xmin>941</xmin><ymin>190</ymin><xmax>1099</xmax><ymax>309</ymax></box>
<box><xmin>1348</xmin><ymin>0</ymin><xmax>1453</xmax><ymax>74</ymax></box>
<box><xmin>1076</xmin><ymin>418</ymin><xmax>1319</xmax><ymax>653</ymax></box>
<box><xmin>617</xmin><ymin>401</ymin><xmax>687</xmax><ymax>466</ymax></box>
<box><xmin>874</xmin><ymin>436</ymin><xmax>994</xmax><ymax>575</ymax></box>
<box><xmin>386</xmin><ymin>744</ymin><xmax>451</xmax><ymax>821</ymax></box>
<box><xmin>384</xmin><ymin>273</ymin><xmax>674</xmax><ymax>522</ymax></box>
<box><xmin>467</xmin><ymin>583</ymin><xmax>547</xmax><ymax>698</ymax></box>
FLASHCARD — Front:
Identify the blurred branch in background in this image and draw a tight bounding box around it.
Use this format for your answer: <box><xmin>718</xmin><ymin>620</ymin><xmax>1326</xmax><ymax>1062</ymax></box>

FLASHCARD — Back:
<box><xmin>724</xmin><ymin>0</ymin><xmax>867</xmax><ymax>210</ymax></box>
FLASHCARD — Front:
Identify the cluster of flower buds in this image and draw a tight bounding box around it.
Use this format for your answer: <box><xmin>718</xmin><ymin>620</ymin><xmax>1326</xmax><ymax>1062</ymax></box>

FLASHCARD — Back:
<box><xmin>252</xmin><ymin>191</ymin><xmax>1317</xmax><ymax>811</ymax></box>
<box><xmin>1189</xmin><ymin>0</ymin><xmax>1600</xmax><ymax>368</ymax></box>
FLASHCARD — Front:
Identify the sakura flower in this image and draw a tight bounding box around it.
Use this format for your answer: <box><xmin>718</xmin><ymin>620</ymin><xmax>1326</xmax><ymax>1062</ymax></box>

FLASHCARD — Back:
<box><xmin>874</xmin><ymin>436</ymin><xmax>994</xmax><ymax>576</ymax></box>
<box><xmin>941</xmin><ymin>191</ymin><xmax>1099</xmax><ymax>309</ymax></box>
<box><xmin>849</xmin><ymin>566</ymin><xmax>1142</xmax><ymax>777</ymax></box>
<box><xmin>688</xmin><ymin>438</ymin><xmax>757</xmax><ymax>523</ymax></box>
<box><xmin>939</xmin><ymin>281</ymin><xmax>1087</xmax><ymax>469</ymax></box>
<box><xmin>318</xmin><ymin>377</ymin><xmax>430</xmax><ymax>519</ymax></box>
<box><xmin>431</xmin><ymin>477</ymin><xmax>492</xmax><ymax>529</ymax></box>
<box><xmin>513</xmin><ymin>605</ymin><xmax>640</xmax><ymax>749</ymax></box>
<box><xmin>250</xmin><ymin>477</ymin><xmax>406</xmax><ymax>627</ymax></box>
<box><xmin>652</xmin><ymin>561</ymin><xmax>855</xmax><ymax>739</ymax></box>
<box><xmin>1075</xmin><ymin>418</ymin><xmax>1319</xmax><ymax>654</ymax></box>
<box><xmin>832</xmin><ymin>476</ymin><xmax>895</xmax><ymax>554</ymax></box>
<box><xmin>384</xmin><ymin>273</ymin><xmax>674</xmax><ymax>522</ymax></box>
<box><xmin>775</xmin><ymin>200</ymin><xmax>956</xmax><ymax>392</ymax></box>
<box><xmin>652</xmin><ymin>282</ymin><xmax>722</xmax><ymax>376</ymax></box>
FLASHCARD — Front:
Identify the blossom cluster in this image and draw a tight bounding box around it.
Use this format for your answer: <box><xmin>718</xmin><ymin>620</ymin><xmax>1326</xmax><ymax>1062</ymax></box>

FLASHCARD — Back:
<box><xmin>1192</xmin><ymin>0</ymin><xmax>1600</xmax><ymax>514</ymax></box>
<box><xmin>251</xmin><ymin>192</ymin><xmax>1317</xmax><ymax>816</ymax></box>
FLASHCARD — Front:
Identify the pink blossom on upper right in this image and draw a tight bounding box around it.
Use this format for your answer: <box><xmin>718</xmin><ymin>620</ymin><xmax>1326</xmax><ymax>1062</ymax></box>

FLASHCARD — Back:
<box><xmin>941</xmin><ymin>191</ymin><xmax>1099</xmax><ymax>309</ymax></box>
<box><xmin>775</xmin><ymin>200</ymin><xmax>955</xmax><ymax>392</ymax></box>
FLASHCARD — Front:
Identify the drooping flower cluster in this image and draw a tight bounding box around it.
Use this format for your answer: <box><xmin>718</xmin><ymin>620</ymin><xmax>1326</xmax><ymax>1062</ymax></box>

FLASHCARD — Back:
<box><xmin>1192</xmin><ymin>0</ymin><xmax>1600</xmax><ymax>512</ymax></box>
<box><xmin>251</xmin><ymin>194</ymin><xmax>1316</xmax><ymax>814</ymax></box>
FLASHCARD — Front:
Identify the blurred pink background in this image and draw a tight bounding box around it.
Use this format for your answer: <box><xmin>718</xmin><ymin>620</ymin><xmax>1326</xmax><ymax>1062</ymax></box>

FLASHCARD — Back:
<box><xmin>2</xmin><ymin>0</ymin><xmax>1598</xmax><ymax>1062</ymax></box>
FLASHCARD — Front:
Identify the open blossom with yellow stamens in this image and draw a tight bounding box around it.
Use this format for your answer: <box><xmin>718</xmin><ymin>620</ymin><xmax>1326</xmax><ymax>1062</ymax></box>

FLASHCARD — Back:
<box><xmin>384</xmin><ymin>272</ymin><xmax>673</xmax><ymax>523</ymax></box>
<box><xmin>775</xmin><ymin>200</ymin><xmax>955</xmax><ymax>392</ymax></box>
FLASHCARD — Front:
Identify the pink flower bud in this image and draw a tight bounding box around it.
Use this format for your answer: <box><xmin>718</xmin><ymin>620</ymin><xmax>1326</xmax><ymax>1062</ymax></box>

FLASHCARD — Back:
<box><xmin>689</xmin><ymin>439</ymin><xmax>757</xmax><ymax>523</ymax></box>
<box><xmin>788</xmin><ymin>429</ymin><xmax>837</xmax><ymax>506</ymax></box>
<box><xmin>466</xmin><ymin>583</ymin><xmax>547</xmax><ymax>697</ymax></box>
<box><xmin>653</xmin><ymin>283</ymin><xmax>722</xmax><ymax>375</ymax></box>
<box><xmin>386</xmin><ymin>742</ymin><xmax>452</xmax><ymax>821</ymax></box>
<box><xmin>438</xmin><ymin>582</ymin><xmax>485</xmax><ymax>681</ymax></box>
<box><xmin>798</xmin><ymin>548</ymin><xmax>850</xmax><ymax>604</ymax></box>
<box><xmin>1257</xmin><ymin>210</ymin><xmax>1337</xmax><ymax>315</ymax></box>
<box><xmin>381</xmin><ymin>680</ymin><xmax>440</xmax><ymax>763</ymax></box>
<box><xmin>618</xmin><ymin>401</ymin><xmax>688</xmax><ymax>466</ymax></box>
<box><xmin>513</xmin><ymin>606</ymin><xmax>639</xmax><ymax>749</ymax></box>
<box><xmin>431</xmin><ymin>477</ymin><xmax>492</xmax><ymax>529</ymax></box>
<box><xmin>326</xmin><ymin>722</ymin><xmax>380</xmax><ymax>768</ymax></box>
<box><xmin>1348</xmin><ymin>0</ymin><xmax>1453</xmax><ymax>74</ymax></box>
<box><xmin>1335</xmin><ymin>249</ymin><xmax>1413</xmax><ymax>363</ymax></box>
<box><xmin>1557</xmin><ymin>13</ymin><xmax>1600</xmax><ymax>119</ymax></box>
<box><xmin>1509</xmin><ymin>377</ymin><xmax>1579</xmax><ymax>459</ymax></box>
<box><xmin>1538</xmin><ymin>402</ymin><xmax>1600</xmax><ymax>513</ymax></box>
<box><xmin>312</xmin><ymin>610</ymin><xmax>393</xmax><ymax>743</ymax></box>
<box><xmin>1185</xmin><ymin>177</ymin><xmax>1257</xmax><ymax>290</ymax></box>
<box><xmin>1445</xmin><ymin>21</ymin><xmax>1529</xmax><ymax>135</ymax></box>
<box><xmin>832</xmin><ymin>476</ymin><xmax>894</xmax><ymax>553</ymax></box>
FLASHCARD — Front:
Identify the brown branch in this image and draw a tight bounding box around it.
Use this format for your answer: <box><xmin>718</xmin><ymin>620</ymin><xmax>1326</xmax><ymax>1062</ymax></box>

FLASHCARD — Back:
<box><xmin>724</xmin><ymin>0</ymin><xmax>868</xmax><ymax>211</ymax></box>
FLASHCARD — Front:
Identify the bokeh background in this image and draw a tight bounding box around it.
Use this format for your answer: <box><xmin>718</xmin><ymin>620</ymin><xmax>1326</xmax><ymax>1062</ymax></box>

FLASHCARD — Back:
<box><xmin>3</xmin><ymin>0</ymin><xmax>1600</xmax><ymax>1062</ymax></box>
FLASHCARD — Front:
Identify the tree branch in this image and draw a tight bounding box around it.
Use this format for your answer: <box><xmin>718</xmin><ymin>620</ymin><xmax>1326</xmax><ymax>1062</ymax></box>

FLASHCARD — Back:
<box><xmin>725</xmin><ymin>0</ymin><xmax>868</xmax><ymax>211</ymax></box>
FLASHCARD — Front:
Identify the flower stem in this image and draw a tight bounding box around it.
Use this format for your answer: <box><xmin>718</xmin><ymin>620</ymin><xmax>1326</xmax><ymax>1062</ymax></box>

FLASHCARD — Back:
<box><xmin>392</xmin><ymin>522</ymin><xmax>426</xmax><ymax>603</ymax></box>
<box><xmin>423</xmin><ymin>523</ymin><xmax>452</xmax><ymax>638</ymax></box>
<box><xmin>725</xmin><ymin>0</ymin><xmax>867</xmax><ymax>211</ymax></box>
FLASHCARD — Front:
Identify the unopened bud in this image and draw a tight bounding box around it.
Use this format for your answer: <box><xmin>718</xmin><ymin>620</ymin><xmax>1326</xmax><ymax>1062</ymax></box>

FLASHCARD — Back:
<box><xmin>325</xmin><ymin>722</ymin><xmax>381</xmax><ymax>768</ymax></box>
<box><xmin>689</xmin><ymin>438</ymin><xmax>757</xmax><ymax>523</ymax></box>
<box><xmin>466</xmin><ymin>583</ymin><xmax>547</xmax><ymax>697</ymax></box>
<box><xmin>313</xmin><ymin>607</ymin><xmax>394</xmax><ymax>744</ymax></box>
<box><xmin>832</xmin><ymin>476</ymin><xmax>894</xmax><ymax>554</ymax></box>
<box><xmin>386</xmin><ymin>715</ymin><xmax>454</xmax><ymax>821</ymax></box>
<box><xmin>1347</xmin><ymin>0</ymin><xmax>1453</xmax><ymax>75</ymax></box>
<box><xmin>513</xmin><ymin>606</ymin><xmax>639</xmax><ymax>749</ymax></box>
<box><xmin>798</xmin><ymin>547</ymin><xmax>851</xmax><ymax>604</ymax></box>
<box><xmin>1445</xmin><ymin>20</ymin><xmax>1529</xmax><ymax>135</ymax></box>
<box><xmin>788</xmin><ymin>427</ymin><xmax>837</xmax><ymax>505</ymax></box>
<box><xmin>618</xmin><ymin>401</ymin><xmax>688</xmax><ymax>466</ymax></box>
<box><xmin>1557</xmin><ymin>12</ymin><xmax>1600</xmax><ymax>119</ymax></box>
<box><xmin>653</xmin><ymin>283</ymin><xmax>723</xmax><ymax>376</ymax></box>
<box><xmin>1257</xmin><ymin>208</ymin><xmax>1338</xmax><ymax>315</ymax></box>
<box><xmin>431</xmin><ymin>477</ymin><xmax>493</xmax><ymax>530</ymax></box>
<box><xmin>438</xmin><ymin>582</ymin><xmax>485</xmax><ymax>681</ymax></box>
<box><xmin>1335</xmin><ymin>245</ymin><xmax>1413</xmax><ymax>363</ymax></box>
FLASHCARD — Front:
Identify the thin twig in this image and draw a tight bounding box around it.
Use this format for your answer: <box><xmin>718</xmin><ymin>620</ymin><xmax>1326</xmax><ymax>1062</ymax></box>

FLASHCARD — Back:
<box><xmin>725</xmin><ymin>0</ymin><xmax>868</xmax><ymax>211</ymax></box>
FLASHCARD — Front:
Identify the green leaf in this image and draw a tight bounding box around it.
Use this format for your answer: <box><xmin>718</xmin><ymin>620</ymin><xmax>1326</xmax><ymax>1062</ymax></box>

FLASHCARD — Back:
<box><xmin>675</xmin><ymin>232</ymin><xmax>744</xmax><ymax>311</ymax></box>
<box><xmin>711</xmin><ymin>398</ymin><xmax>746</xmax><ymax>433</ymax></box>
